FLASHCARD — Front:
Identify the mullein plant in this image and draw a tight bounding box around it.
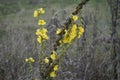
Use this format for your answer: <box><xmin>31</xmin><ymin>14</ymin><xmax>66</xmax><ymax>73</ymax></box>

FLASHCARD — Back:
<box><xmin>25</xmin><ymin>0</ymin><xmax>89</xmax><ymax>80</ymax></box>
<box><xmin>34</xmin><ymin>9</ymin><xmax>84</xmax><ymax>80</ymax></box>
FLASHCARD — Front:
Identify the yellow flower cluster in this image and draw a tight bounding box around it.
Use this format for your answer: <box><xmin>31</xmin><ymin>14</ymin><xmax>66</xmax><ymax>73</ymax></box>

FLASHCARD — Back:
<box><xmin>43</xmin><ymin>51</ymin><xmax>57</xmax><ymax>63</ymax></box>
<box><xmin>63</xmin><ymin>24</ymin><xmax>77</xmax><ymax>43</ymax></box>
<box><xmin>50</xmin><ymin>65</ymin><xmax>59</xmax><ymax>78</ymax></box>
<box><xmin>38</xmin><ymin>8</ymin><xmax>45</xmax><ymax>14</ymax></box>
<box><xmin>61</xmin><ymin>24</ymin><xmax>84</xmax><ymax>43</ymax></box>
<box><xmin>33</xmin><ymin>8</ymin><xmax>45</xmax><ymax>18</ymax></box>
<box><xmin>25</xmin><ymin>57</ymin><xmax>35</xmax><ymax>63</ymax></box>
<box><xmin>36</xmin><ymin>28</ymin><xmax>49</xmax><ymax>43</ymax></box>
<box><xmin>56</xmin><ymin>15</ymin><xmax>82</xmax><ymax>44</ymax></box>
<box><xmin>43</xmin><ymin>51</ymin><xmax>58</xmax><ymax>78</ymax></box>
<box><xmin>78</xmin><ymin>26</ymin><xmax>84</xmax><ymax>38</ymax></box>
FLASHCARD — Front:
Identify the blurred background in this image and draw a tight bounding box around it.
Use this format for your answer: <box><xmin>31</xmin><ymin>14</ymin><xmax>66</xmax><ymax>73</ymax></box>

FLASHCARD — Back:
<box><xmin>0</xmin><ymin>0</ymin><xmax>120</xmax><ymax>80</ymax></box>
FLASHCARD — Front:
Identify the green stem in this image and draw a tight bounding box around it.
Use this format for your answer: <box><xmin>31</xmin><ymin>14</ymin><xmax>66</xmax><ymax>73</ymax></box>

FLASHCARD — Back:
<box><xmin>29</xmin><ymin>63</ymin><xmax>34</xmax><ymax>80</ymax></box>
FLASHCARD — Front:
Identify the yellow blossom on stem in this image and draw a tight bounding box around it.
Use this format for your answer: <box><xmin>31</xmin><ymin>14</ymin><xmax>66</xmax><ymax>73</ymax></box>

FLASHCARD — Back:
<box><xmin>36</xmin><ymin>28</ymin><xmax>47</xmax><ymax>36</ymax></box>
<box><xmin>63</xmin><ymin>37</ymin><xmax>70</xmax><ymax>43</ymax></box>
<box><xmin>63</xmin><ymin>29</ymin><xmax>70</xmax><ymax>43</ymax></box>
<box><xmin>38</xmin><ymin>8</ymin><xmax>45</xmax><ymax>14</ymax></box>
<box><xmin>25</xmin><ymin>57</ymin><xmax>35</xmax><ymax>63</ymax></box>
<box><xmin>41</xmin><ymin>34</ymin><xmax>49</xmax><ymax>40</ymax></box>
<box><xmin>35</xmin><ymin>29</ymin><xmax>41</xmax><ymax>35</ymax></box>
<box><xmin>44</xmin><ymin>57</ymin><xmax>49</xmax><ymax>63</ymax></box>
<box><xmin>78</xmin><ymin>26</ymin><xmax>84</xmax><ymax>33</ymax></box>
<box><xmin>63</xmin><ymin>24</ymin><xmax>77</xmax><ymax>43</ymax></box>
<box><xmin>38</xmin><ymin>19</ymin><xmax>46</xmax><ymax>26</ymax></box>
<box><xmin>71</xmin><ymin>24</ymin><xmax>77</xmax><ymax>31</ymax></box>
<box><xmin>50</xmin><ymin>71</ymin><xmax>56</xmax><ymax>78</ymax></box>
<box><xmin>40</xmin><ymin>28</ymin><xmax>49</xmax><ymax>40</ymax></box>
<box><xmin>37</xmin><ymin>36</ymin><xmax>42</xmax><ymax>43</ymax></box>
<box><xmin>78</xmin><ymin>26</ymin><xmax>84</xmax><ymax>38</ymax></box>
<box><xmin>41</xmin><ymin>28</ymin><xmax>47</xmax><ymax>33</ymax></box>
<box><xmin>29</xmin><ymin>57</ymin><xmax>35</xmax><ymax>62</ymax></box>
<box><xmin>72</xmin><ymin>15</ymin><xmax>78</xmax><ymax>21</ymax></box>
<box><xmin>56</xmin><ymin>28</ymin><xmax>62</xmax><ymax>34</ymax></box>
<box><xmin>53</xmin><ymin>65</ymin><xmax>59</xmax><ymax>71</ymax></box>
<box><xmin>50</xmin><ymin>52</ymin><xmax>56</xmax><ymax>60</ymax></box>
<box><xmin>33</xmin><ymin>10</ymin><xmax>38</xmax><ymax>18</ymax></box>
<box><xmin>36</xmin><ymin>28</ymin><xmax>49</xmax><ymax>43</ymax></box>
<box><xmin>69</xmin><ymin>24</ymin><xmax>77</xmax><ymax>38</ymax></box>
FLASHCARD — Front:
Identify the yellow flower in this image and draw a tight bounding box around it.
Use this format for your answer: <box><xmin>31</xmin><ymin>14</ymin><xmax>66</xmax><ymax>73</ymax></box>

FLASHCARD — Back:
<box><xmin>78</xmin><ymin>26</ymin><xmax>84</xmax><ymax>33</ymax></box>
<box><xmin>37</xmin><ymin>36</ymin><xmax>42</xmax><ymax>43</ymax></box>
<box><xmin>36</xmin><ymin>28</ymin><xmax>48</xmax><ymax>36</ymax></box>
<box><xmin>38</xmin><ymin>8</ymin><xmax>45</xmax><ymax>14</ymax></box>
<box><xmin>41</xmin><ymin>34</ymin><xmax>49</xmax><ymax>40</ymax></box>
<box><xmin>25</xmin><ymin>57</ymin><xmax>35</xmax><ymax>63</ymax></box>
<box><xmin>71</xmin><ymin>24</ymin><xmax>77</xmax><ymax>31</ymax></box>
<box><xmin>33</xmin><ymin>10</ymin><xmax>38</xmax><ymax>18</ymax></box>
<box><xmin>63</xmin><ymin>29</ymin><xmax>70</xmax><ymax>43</ymax></box>
<box><xmin>35</xmin><ymin>29</ymin><xmax>41</xmax><ymax>35</ymax></box>
<box><xmin>44</xmin><ymin>57</ymin><xmax>49</xmax><ymax>63</ymax></box>
<box><xmin>63</xmin><ymin>24</ymin><xmax>77</xmax><ymax>43</ymax></box>
<box><xmin>78</xmin><ymin>35</ymin><xmax>81</xmax><ymax>38</ymax></box>
<box><xmin>53</xmin><ymin>65</ymin><xmax>59</xmax><ymax>71</ymax></box>
<box><xmin>40</xmin><ymin>28</ymin><xmax>49</xmax><ymax>40</ymax></box>
<box><xmin>29</xmin><ymin>57</ymin><xmax>35</xmax><ymax>62</ymax></box>
<box><xmin>56</xmin><ymin>28</ymin><xmax>62</xmax><ymax>34</ymax></box>
<box><xmin>38</xmin><ymin>19</ymin><xmax>46</xmax><ymax>26</ymax></box>
<box><xmin>25</xmin><ymin>59</ymin><xmax>29</xmax><ymax>62</ymax></box>
<box><xmin>50</xmin><ymin>53</ymin><xmax>56</xmax><ymax>60</ymax></box>
<box><xmin>63</xmin><ymin>37</ymin><xmax>70</xmax><ymax>43</ymax></box>
<box><xmin>50</xmin><ymin>71</ymin><xmax>56</xmax><ymax>78</ymax></box>
<box><xmin>41</xmin><ymin>28</ymin><xmax>47</xmax><ymax>33</ymax></box>
<box><xmin>36</xmin><ymin>28</ymin><xmax>49</xmax><ymax>43</ymax></box>
<box><xmin>69</xmin><ymin>24</ymin><xmax>77</xmax><ymax>38</ymax></box>
<box><xmin>72</xmin><ymin>15</ymin><xmax>78</xmax><ymax>21</ymax></box>
<box><xmin>78</xmin><ymin>26</ymin><xmax>84</xmax><ymax>38</ymax></box>
<box><xmin>64</xmin><ymin>29</ymin><xmax>68</xmax><ymax>36</ymax></box>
